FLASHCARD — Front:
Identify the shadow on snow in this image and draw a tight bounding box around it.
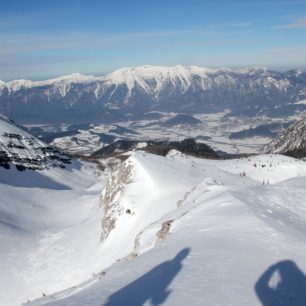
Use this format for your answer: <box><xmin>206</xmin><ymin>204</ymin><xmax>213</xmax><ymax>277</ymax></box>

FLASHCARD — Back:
<box><xmin>0</xmin><ymin>168</ymin><xmax>71</xmax><ymax>190</ymax></box>
<box><xmin>103</xmin><ymin>248</ymin><xmax>190</xmax><ymax>306</ymax></box>
<box><xmin>256</xmin><ymin>260</ymin><xmax>306</xmax><ymax>306</ymax></box>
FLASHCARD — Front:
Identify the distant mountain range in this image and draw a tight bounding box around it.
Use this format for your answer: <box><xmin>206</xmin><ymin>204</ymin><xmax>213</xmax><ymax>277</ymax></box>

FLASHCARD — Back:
<box><xmin>1</xmin><ymin>65</ymin><xmax>306</xmax><ymax>124</ymax></box>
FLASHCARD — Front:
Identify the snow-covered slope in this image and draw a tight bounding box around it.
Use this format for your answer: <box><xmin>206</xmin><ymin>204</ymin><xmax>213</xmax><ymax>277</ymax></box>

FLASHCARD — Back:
<box><xmin>215</xmin><ymin>154</ymin><xmax>306</xmax><ymax>183</ymax></box>
<box><xmin>21</xmin><ymin>152</ymin><xmax>306</xmax><ymax>306</ymax></box>
<box><xmin>1</xmin><ymin>65</ymin><xmax>306</xmax><ymax>124</ymax></box>
<box><xmin>0</xmin><ymin>160</ymin><xmax>106</xmax><ymax>306</ymax></box>
<box><xmin>0</xmin><ymin>115</ymin><xmax>70</xmax><ymax>170</ymax></box>
<box><xmin>262</xmin><ymin>117</ymin><xmax>306</xmax><ymax>156</ymax></box>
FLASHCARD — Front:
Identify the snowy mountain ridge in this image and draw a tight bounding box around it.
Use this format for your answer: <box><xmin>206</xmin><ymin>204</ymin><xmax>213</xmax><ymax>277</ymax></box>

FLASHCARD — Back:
<box><xmin>1</xmin><ymin>73</ymin><xmax>95</xmax><ymax>93</ymax></box>
<box><xmin>0</xmin><ymin>65</ymin><xmax>271</xmax><ymax>93</ymax></box>
<box><xmin>104</xmin><ymin>65</ymin><xmax>270</xmax><ymax>96</ymax></box>
<box><xmin>1</xmin><ymin>65</ymin><xmax>306</xmax><ymax>123</ymax></box>
<box><xmin>0</xmin><ymin>65</ymin><xmax>274</xmax><ymax>101</ymax></box>
<box><xmin>21</xmin><ymin>151</ymin><xmax>306</xmax><ymax>306</ymax></box>
<box><xmin>1</xmin><ymin>146</ymin><xmax>306</xmax><ymax>306</ymax></box>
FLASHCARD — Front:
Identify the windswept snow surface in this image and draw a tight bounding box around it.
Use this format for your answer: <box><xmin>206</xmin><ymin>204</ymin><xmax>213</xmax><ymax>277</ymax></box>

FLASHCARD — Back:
<box><xmin>25</xmin><ymin>152</ymin><xmax>306</xmax><ymax>306</ymax></box>
<box><xmin>215</xmin><ymin>154</ymin><xmax>306</xmax><ymax>183</ymax></box>
<box><xmin>0</xmin><ymin>162</ymin><xmax>107</xmax><ymax>306</ymax></box>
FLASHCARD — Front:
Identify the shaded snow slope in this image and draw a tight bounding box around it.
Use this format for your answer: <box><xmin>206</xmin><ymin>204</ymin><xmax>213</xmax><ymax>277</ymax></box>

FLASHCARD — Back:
<box><xmin>26</xmin><ymin>152</ymin><xmax>306</xmax><ymax>306</ymax></box>
<box><xmin>0</xmin><ymin>162</ymin><xmax>106</xmax><ymax>306</ymax></box>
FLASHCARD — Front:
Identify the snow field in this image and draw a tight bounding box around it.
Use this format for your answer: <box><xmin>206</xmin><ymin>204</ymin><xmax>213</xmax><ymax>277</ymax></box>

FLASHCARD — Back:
<box><xmin>25</xmin><ymin>152</ymin><xmax>306</xmax><ymax>306</ymax></box>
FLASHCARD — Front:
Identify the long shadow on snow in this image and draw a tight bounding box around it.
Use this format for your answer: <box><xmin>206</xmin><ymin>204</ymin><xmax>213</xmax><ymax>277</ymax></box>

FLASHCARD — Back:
<box><xmin>0</xmin><ymin>169</ymin><xmax>71</xmax><ymax>190</ymax></box>
<box><xmin>255</xmin><ymin>260</ymin><xmax>306</xmax><ymax>306</ymax></box>
<box><xmin>103</xmin><ymin>248</ymin><xmax>190</xmax><ymax>306</ymax></box>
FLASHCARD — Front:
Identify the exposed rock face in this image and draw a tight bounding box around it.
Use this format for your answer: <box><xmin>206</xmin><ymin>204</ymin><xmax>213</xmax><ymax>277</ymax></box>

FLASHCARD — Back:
<box><xmin>262</xmin><ymin>118</ymin><xmax>306</xmax><ymax>157</ymax></box>
<box><xmin>100</xmin><ymin>160</ymin><xmax>135</xmax><ymax>240</ymax></box>
<box><xmin>156</xmin><ymin>220</ymin><xmax>173</xmax><ymax>241</ymax></box>
<box><xmin>0</xmin><ymin>115</ymin><xmax>71</xmax><ymax>170</ymax></box>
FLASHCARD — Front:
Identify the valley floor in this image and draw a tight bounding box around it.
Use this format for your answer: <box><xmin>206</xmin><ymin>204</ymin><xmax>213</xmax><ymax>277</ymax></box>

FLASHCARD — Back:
<box><xmin>44</xmin><ymin>112</ymin><xmax>304</xmax><ymax>156</ymax></box>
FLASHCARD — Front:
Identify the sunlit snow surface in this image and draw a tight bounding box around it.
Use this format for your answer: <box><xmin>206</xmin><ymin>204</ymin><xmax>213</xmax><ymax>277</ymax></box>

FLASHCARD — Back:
<box><xmin>1</xmin><ymin>152</ymin><xmax>306</xmax><ymax>306</ymax></box>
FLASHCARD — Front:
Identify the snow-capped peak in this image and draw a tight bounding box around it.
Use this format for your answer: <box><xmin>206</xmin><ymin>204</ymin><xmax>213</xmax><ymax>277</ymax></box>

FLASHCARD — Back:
<box><xmin>106</xmin><ymin>64</ymin><xmax>215</xmax><ymax>83</ymax></box>
<box><xmin>104</xmin><ymin>65</ymin><xmax>222</xmax><ymax>96</ymax></box>
<box><xmin>47</xmin><ymin>72</ymin><xmax>96</xmax><ymax>83</ymax></box>
<box><xmin>99</xmin><ymin>65</ymin><xmax>277</xmax><ymax>97</ymax></box>
<box><xmin>6</xmin><ymin>79</ymin><xmax>34</xmax><ymax>92</ymax></box>
<box><xmin>1</xmin><ymin>65</ymin><xmax>277</xmax><ymax>94</ymax></box>
<box><xmin>4</xmin><ymin>73</ymin><xmax>96</xmax><ymax>93</ymax></box>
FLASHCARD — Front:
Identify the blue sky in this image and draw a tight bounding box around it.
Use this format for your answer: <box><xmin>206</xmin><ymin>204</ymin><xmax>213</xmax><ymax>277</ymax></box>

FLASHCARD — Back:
<box><xmin>1</xmin><ymin>0</ymin><xmax>306</xmax><ymax>80</ymax></box>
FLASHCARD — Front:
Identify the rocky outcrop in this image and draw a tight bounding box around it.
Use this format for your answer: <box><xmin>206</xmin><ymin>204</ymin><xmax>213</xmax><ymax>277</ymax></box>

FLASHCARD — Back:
<box><xmin>100</xmin><ymin>159</ymin><xmax>135</xmax><ymax>240</ymax></box>
<box><xmin>0</xmin><ymin>116</ymin><xmax>71</xmax><ymax>170</ymax></box>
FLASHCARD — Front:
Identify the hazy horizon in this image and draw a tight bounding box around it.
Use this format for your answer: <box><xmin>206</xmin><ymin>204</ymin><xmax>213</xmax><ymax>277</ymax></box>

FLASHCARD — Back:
<box><xmin>0</xmin><ymin>64</ymin><xmax>305</xmax><ymax>82</ymax></box>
